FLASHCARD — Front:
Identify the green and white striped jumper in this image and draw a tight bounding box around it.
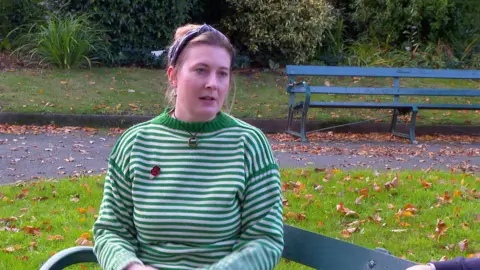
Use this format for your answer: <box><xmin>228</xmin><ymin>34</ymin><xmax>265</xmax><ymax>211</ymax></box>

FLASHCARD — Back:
<box><xmin>93</xmin><ymin>108</ymin><xmax>284</xmax><ymax>270</ymax></box>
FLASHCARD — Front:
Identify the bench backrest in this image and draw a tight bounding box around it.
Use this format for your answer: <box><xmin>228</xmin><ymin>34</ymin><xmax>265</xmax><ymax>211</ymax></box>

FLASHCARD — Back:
<box><xmin>286</xmin><ymin>65</ymin><xmax>480</xmax><ymax>97</ymax></box>
<box><xmin>286</xmin><ymin>65</ymin><xmax>480</xmax><ymax>79</ymax></box>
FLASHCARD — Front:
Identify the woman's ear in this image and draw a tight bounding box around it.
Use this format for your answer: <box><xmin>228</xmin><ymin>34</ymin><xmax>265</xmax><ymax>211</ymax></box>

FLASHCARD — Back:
<box><xmin>167</xmin><ymin>66</ymin><xmax>177</xmax><ymax>87</ymax></box>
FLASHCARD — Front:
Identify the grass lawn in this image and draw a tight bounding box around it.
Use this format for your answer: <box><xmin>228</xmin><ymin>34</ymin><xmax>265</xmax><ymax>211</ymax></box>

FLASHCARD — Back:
<box><xmin>1</xmin><ymin>169</ymin><xmax>478</xmax><ymax>269</ymax></box>
<box><xmin>0</xmin><ymin>68</ymin><xmax>479</xmax><ymax>125</ymax></box>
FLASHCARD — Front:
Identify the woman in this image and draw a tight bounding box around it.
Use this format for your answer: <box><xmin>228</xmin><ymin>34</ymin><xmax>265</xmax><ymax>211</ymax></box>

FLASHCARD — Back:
<box><xmin>92</xmin><ymin>24</ymin><xmax>284</xmax><ymax>270</ymax></box>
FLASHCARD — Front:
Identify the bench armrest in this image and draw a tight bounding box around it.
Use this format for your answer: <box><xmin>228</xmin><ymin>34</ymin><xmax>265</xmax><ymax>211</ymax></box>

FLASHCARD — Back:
<box><xmin>39</xmin><ymin>246</ymin><xmax>97</xmax><ymax>270</ymax></box>
<box><xmin>283</xmin><ymin>225</ymin><xmax>417</xmax><ymax>269</ymax></box>
<box><xmin>287</xmin><ymin>81</ymin><xmax>311</xmax><ymax>109</ymax></box>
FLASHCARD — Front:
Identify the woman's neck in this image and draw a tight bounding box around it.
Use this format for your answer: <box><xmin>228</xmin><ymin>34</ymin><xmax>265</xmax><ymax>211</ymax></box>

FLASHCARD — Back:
<box><xmin>171</xmin><ymin>107</ymin><xmax>217</xmax><ymax>123</ymax></box>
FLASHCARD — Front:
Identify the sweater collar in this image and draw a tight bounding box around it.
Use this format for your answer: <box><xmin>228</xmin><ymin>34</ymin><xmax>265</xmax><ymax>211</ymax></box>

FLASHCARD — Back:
<box><xmin>151</xmin><ymin>107</ymin><xmax>237</xmax><ymax>133</ymax></box>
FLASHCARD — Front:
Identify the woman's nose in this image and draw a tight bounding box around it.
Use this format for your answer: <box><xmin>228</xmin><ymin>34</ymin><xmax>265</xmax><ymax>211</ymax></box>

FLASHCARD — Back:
<box><xmin>205</xmin><ymin>73</ymin><xmax>218</xmax><ymax>89</ymax></box>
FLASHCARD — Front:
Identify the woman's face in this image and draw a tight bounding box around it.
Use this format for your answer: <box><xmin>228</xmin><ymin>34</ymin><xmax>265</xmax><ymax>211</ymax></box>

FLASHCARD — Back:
<box><xmin>168</xmin><ymin>44</ymin><xmax>231</xmax><ymax>122</ymax></box>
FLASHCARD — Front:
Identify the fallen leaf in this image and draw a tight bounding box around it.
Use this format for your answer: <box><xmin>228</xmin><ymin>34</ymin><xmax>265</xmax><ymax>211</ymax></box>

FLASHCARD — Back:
<box><xmin>355</xmin><ymin>195</ymin><xmax>364</xmax><ymax>205</ymax></box>
<box><xmin>437</xmin><ymin>191</ymin><xmax>453</xmax><ymax>204</ymax></box>
<box><xmin>47</xmin><ymin>235</ymin><xmax>65</xmax><ymax>241</ymax></box>
<box><xmin>434</xmin><ymin>219</ymin><xmax>448</xmax><ymax>238</ymax></box>
<box><xmin>75</xmin><ymin>237</ymin><xmax>93</xmax><ymax>246</ymax></box>
<box><xmin>420</xmin><ymin>179</ymin><xmax>432</xmax><ymax>189</ymax></box>
<box><xmin>404</xmin><ymin>203</ymin><xmax>418</xmax><ymax>214</ymax></box>
<box><xmin>336</xmin><ymin>202</ymin><xmax>359</xmax><ymax>217</ymax></box>
<box><xmin>87</xmin><ymin>206</ymin><xmax>96</xmax><ymax>214</ymax></box>
<box><xmin>391</xmin><ymin>229</ymin><xmax>408</xmax><ymax>233</ymax></box>
<box><xmin>474</xmin><ymin>214</ymin><xmax>480</xmax><ymax>223</ymax></box>
<box><xmin>304</xmin><ymin>194</ymin><xmax>314</xmax><ymax>200</ymax></box>
<box><xmin>341</xmin><ymin>229</ymin><xmax>352</xmax><ymax>238</ymax></box>
<box><xmin>467</xmin><ymin>253</ymin><xmax>480</xmax><ymax>258</ymax></box>
<box><xmin>360</xmin><ymin>188</ymin><xmax>369</xmax><ymax>198</ymax></box>
<box><xmin>286</xmin><ymin>212</ymin><xmax>296</xmax><ymax>219</ymax></box>
<box><xmin>79</xmin><ymin>232</ymin><xmax>91</xmax><ymax>239</ymax></box>
<box><xmin>2</xmin><ymin>245</ymin><xmax>22</xmax><ymax>253</ymax></box>
<box><xmin>384</xmin><ymin>173</ymin><xmax>399</xmax><ymax>190</ymax></box>
<box><xmin>293</xmin><ymin>181</ymin><xmax>306</xmax><ymax>193</ymax></box>
<box><xmin>23</xmin><ymin>226</ymin><xmax>41</xmax><ymax>236</ymax></box>
<box><xmin>373</xmin><ymin>183</ymin><xmax>382</xmax><ymax>192</ymax></box>
<box><xmin>70</xmin><ymin>195</ymin><xmax>80</xmax><ymax>203</ymax></box>
<box><xmin>296</xmin><ymin>213</ymin><xmax>307</xmax><ymax>221</ymax></box>
<box><xmin>458</xmin><ymin>239</ymin><xmax>468</xmax><ymax>252</ymax></box>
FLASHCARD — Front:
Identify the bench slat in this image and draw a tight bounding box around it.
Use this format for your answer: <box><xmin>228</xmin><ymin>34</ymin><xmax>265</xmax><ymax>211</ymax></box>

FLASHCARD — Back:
<box><xmin>306</xmin><ymin>102</ymin><xmax>480</xmax><ymax>110</ymax></box>
<box><xmin>289</xmin><ymin>86</ymin><xmax>480</xmax><ymax>97</ymax></box>
<box><xmin>286</xmin><ymin>65</ymin><xmax>480</xmax><ymax>79</ymax></box>
<box><xmin>283</xmin><ymin>225</ymin><xmax>416</xmax><ymax>269</ymax></box>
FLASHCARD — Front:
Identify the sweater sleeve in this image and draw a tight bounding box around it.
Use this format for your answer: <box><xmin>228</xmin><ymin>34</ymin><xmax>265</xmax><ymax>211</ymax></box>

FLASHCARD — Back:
<box><xmin>432</xmin><ymin>257</ymin><xmax>480</xmax><ymax>270</ymax></box>
<box><xmin>93</xmin><ymin>130</ymin><xmax>144</xmax><ymax>270</ymax></box>
<box><xmin>206</xmin><ymin>165</ymin><xmax>284</xmax><ymax>270</ymax></box>
<box><xmin>204</xmin><ymin>128</ymin><xmax>284</xmax><ymax>269</ymax></box>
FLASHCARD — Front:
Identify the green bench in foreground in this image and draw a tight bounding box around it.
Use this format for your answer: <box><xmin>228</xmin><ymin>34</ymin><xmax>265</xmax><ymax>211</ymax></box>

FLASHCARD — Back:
<box><xmin>39</xmin><ymin>225</ymin><xmax>417</xmax><ymax>269</ymax></box>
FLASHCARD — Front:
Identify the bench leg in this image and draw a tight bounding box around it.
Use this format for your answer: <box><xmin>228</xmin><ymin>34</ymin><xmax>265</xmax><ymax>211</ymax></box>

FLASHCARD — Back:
<box><xmin>409</xmin><ymin>107</ymin><xmax>418</xmax><ymax>143</ymax></box>
<box><xmin>390</xmin><ymin>109</ymin><xmax>399</xmax><ymax>133</ymax></box>
<box><xmin>300</xmin><ymin>105</ymin><xmax>309</xmax><ymax>142</ymax></box>
<box><xmin>286</xmin><ymin>105</ymin><xmax>294</xmax><ymax>133</ymax></box>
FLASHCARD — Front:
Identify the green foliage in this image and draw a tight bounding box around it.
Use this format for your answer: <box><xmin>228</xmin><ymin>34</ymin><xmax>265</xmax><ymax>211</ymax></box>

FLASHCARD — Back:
<box><xmin>223</xmin><ymin>0</ymin><xmax>336</xmax><ymax>64</ymax></box>
<box><xmin>351</xmin><ymin>0</ymin><xmax>455</xmax><ymax>44</ymax></box>
<box><xmin>189</xmin><ymin>0</ymin><xmax>230</xmax><ymax>25</ymax></box>
<box><xmin>11</xmin><ymin>14</ymin><xmax>111</xmax><ymax>69</ymax></box>
<box><xmin>41</xmin><ymin>0</ymin><xmax>198</xmax><ymax>67</ymax></box>
<box><xmin>0</xmin><ymin>0</ymin><xmax>45</xmax><ymax>50</ymax></box>
<box><xmin>350</xmin><ymin>0</ymin><xmax>480</xmax><ymax>54</ymax></box>
<box><xmin>313</xmin><ymin>0</ymin><xmax>480</xmax><ymax>69</ymax></box>
<box><xmin>317</xmin><ymin>16</ymin><xmax>351</xmax><ymax>66</ymax></box>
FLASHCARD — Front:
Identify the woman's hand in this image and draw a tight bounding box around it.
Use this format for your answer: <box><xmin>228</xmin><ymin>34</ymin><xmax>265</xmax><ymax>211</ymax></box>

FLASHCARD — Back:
<box><xmin>125</xmin><ymin>263</ymin><xmax>158</xmax><ymax>270</ymax></box>
<box><xmin>406</xmin><ymin>265</ymin><xmax>434</xmax><ymax>270</ymax></box>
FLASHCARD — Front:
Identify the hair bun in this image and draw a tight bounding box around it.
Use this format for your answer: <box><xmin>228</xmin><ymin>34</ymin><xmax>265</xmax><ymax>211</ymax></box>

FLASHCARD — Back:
<box><xmin>174</xmin><ymin>24</ymin><xmax>202</xmax><ymax>41</ymax></box>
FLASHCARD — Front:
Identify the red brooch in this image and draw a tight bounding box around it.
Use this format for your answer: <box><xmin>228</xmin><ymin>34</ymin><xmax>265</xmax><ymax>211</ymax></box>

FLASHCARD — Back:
<box><xmin>150</xmin><ymin>166</ymin><xmax>160</xmax><ymax>179</ymax></box>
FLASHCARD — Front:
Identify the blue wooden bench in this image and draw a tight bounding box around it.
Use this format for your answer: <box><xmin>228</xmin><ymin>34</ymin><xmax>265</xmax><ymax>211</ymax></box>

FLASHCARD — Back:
<box><xmin>286</xmin><ymin>65</ymin><xmax>480</xmax><ymax>142</ymax></box>
<box><xmin>39</xmin><ymin>225</ymin><xmax>416</xmax><ymax>270</ymax></box>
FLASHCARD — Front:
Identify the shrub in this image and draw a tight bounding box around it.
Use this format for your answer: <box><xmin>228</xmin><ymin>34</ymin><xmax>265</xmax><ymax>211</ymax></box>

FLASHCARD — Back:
<box><xmin>11</xmin><ymin>14</ymin><xmax>110</xmax><ymax>69</ymax></box>
<box><xmin>350</xmin><ymin>0</ymin><xmax>480</xmax><ymax>46</ymax></box>
<box><xmin>222</xmin><ymin>0</ymin><xmax>335</xmax><ymax>64</ymax></box>
<box><xmin>0</xmin><ymin>0</ymin><xmax>45</xmax><ymax>50</ymax></box>
<box><xmin>41</xmin><ymin>0</ymin><xmax>198</xmax><ymax>67</ymax></box>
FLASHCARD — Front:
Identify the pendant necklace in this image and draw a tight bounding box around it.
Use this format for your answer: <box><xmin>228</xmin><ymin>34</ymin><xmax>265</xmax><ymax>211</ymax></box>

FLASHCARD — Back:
<box><xmin>173</xmin><ymin>110</ymin><xmax>208</xmax><ymax>148</ymax></box>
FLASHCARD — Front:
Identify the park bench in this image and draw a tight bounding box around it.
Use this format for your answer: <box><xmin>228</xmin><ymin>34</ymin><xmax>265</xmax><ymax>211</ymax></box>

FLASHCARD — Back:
<box><xmin>285</xmin><ymin>65</ymin><xmax>480</xmax><ymax>142</ymax></box>
<box><xmin>39</xmin><ymin>224</ymin><xmax>416</xmax><ymax>270</ymax></box>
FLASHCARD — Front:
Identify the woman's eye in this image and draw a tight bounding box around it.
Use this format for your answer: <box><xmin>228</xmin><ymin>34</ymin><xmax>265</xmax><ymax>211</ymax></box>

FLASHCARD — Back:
<box><xmin>195</xmin><ymin>68</ymin><xmax>206</xmax><ymax>74</ymax></box>
<box><xmin>219</xmin><ymin>71</ymin><xmax>229</xmax><ymax>77</ymax></box>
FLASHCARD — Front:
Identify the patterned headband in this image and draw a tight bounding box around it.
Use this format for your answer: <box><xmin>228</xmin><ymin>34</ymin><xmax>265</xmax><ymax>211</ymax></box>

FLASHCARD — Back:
<box><xmin>168</xmin><ymin>24</ymin><xmax>230</xmax><ymax>66</ymax></box>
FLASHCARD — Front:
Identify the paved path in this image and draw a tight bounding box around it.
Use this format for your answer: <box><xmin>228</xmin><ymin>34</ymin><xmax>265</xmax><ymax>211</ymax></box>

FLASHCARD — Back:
<box><xmin>1</xmin><ymin>131</ymin><xmax>479</xmax><ymax>185</ymax></box>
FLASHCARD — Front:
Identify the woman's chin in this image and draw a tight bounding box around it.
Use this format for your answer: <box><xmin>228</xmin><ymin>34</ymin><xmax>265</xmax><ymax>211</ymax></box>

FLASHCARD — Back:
<box><xmin>193</xmin><ymin>106</ymin><xmax>221</xmax><ymax>121</ymax></box>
